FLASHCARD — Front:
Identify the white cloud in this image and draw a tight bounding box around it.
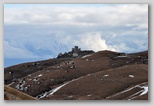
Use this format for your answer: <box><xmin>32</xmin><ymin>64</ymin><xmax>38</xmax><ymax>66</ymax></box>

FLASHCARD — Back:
<box><xmin>4</xmin><ymin>4</ymin><xmax>148</xmax><ymax>27</ymax></box>
<box><xmin>4</xmin><ymin>4</ymin><xmax>148</xmax><ymax>59</ymax></box>
<box><xmin>71</xmin><ymin>32</ymin><xmax>116</xmax><ymax>52</ymax></box>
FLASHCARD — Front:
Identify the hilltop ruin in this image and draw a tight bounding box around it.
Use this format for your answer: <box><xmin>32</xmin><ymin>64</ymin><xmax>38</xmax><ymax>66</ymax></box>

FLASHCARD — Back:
<box><xmin>57</xmin><ymin>46</ymin><xmax>94</xmax><ymax>58</ymax></box>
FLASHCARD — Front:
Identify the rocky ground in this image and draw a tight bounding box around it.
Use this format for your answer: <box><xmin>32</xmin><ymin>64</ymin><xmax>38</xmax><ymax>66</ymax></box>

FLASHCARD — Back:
<box><xmin>4</xmin><ymin>50</ymin><xmax>148</xmax><ymax>100</ymax></box>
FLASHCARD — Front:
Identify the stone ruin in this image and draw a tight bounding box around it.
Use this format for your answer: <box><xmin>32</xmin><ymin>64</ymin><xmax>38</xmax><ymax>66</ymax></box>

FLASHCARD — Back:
<box><xmin>57</xmin><ymin>46</ymin><xmax>94</xmax><ymax>58</ymax></box>
<box><xmin>72</xmin><ymin>46</ymin><xmax>81</xmax><ymax>53</ymax></box>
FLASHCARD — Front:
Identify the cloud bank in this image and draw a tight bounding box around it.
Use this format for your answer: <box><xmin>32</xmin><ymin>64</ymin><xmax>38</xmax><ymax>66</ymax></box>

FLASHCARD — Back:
<box><xmin>4</xmin><ymin>4</ymin><xmax>148</xmax><ymax>61</ymax></box>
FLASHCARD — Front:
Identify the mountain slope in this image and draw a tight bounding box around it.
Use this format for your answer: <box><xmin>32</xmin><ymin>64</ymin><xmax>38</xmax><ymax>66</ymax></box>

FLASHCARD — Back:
<box><xmin>43</xmin><ymin>64</ymin><xmax>147</xmax><ymax>100</ymax></box>
<box><xmin>4</xmin><ymin>50</ymin><xmax>148</xmax><ymax>100</ymax></box>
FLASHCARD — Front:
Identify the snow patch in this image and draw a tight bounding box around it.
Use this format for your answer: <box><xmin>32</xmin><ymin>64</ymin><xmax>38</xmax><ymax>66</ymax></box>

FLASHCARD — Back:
<box><xmin>7</xmin><ymin>82</ymin><xmax>14</xmax><ymax>86</ymax></box>
<box><xmin>104</xmin><ymin>74</ymin><xmax>109</xmax><ymax>77</ymax></box>
<box><xmin>127</xmin><ymin>90</ymin><xmax>143</xmax><ymax>100</ymax></box>
<box><xmin>140</xmin><ymin>86</ymin><xmax>148</xmax><ymax>96</ymax></box>
<box><xmin>15</xmin><ymin>81</ymin><xmax>27</xmax><ymax>91</ymax></box>
<box><xmin>36</xmin><ymin>92</ymin><xmax>48</xmax><ymax>99</ymax></box>
<box><xmin>38</xmin><ymin>74</ymin><xmax>42</xmax><ymax>77</ymax></box>
<box><xmin>68</xmin><ymin>95</ymin><xmax>73</xmax><ymax>98</ymax></box>
<box><xmin>36</xmin><ymin>77</ymin><xmax>83</xmax><ymax>99</ymax></box>
<box><xmin>87</xmin><ymin>94</ymin><xmax>92</xmax><ymax>97</ymax></box>
<box><xmin>82</xmin><ymin>54</ymin><xmax>92</xmax><ymax>58</ymax></box>
<box><xmin>117</xmin><ymin>55</ymin><xmax>127</xmax><ymax>58</ymax></box>
<box><xmin>87</xmin><ymin>74</ymin><xmax>91</xmax><ymax>76</ymax></box>
<box><xmin>105</xmin><ymin>82</ymin><xmax>148</xmax><ymax>100</ymax></box>
<box><xmin>49</xmin><ymin>82</ymin><xmax>70</xmax><ymax>95</ymax></box>
<box><xmin>33</xmin><ymin>78</ymin><xmax>39</xmax><ymax>81</ymax></box>
<box><xmin>127</xmin><ymin>85</ymin><xmax>148</xmax><ymax>100</ymax></box>
<box><xmin>129</xmin><ymin>75</ymin><xmax>134</xmax><ymax>78</ymax></box>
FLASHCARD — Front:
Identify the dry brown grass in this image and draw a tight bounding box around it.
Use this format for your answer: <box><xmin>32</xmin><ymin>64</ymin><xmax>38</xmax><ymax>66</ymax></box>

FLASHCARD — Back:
<box><xmin>4</xmin><ymin>85</ymin><xmax>36</xmax><ymax>100</ymax></box>
<box><xmin>4</xmin><ymin>50</ymin><xmax>148</xmax><ymax>100</ymax></box>
<box><xmin>44</xmin><ymin>64</ymin><xmax>148</xmax><ymax>100</ymax></box>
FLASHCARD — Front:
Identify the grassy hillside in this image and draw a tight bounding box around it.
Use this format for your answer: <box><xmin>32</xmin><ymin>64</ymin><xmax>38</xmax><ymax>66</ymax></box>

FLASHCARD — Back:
<box><xmin>4</xmin><ymin>50</ymin><xmax>148</xmax><ymax>100</ymax></box>
<box><xmin>4</xmin><ymin>85</ymin><xmax>36</xmax><ymax>100</ymax></box>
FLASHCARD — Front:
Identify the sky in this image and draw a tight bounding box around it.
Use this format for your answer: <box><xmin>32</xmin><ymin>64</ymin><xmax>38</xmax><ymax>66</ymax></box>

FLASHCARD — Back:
<box><xmin>4</xmin><ymin>4</ymin><xmax>148</xmax><ymax>67</ymax></box>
